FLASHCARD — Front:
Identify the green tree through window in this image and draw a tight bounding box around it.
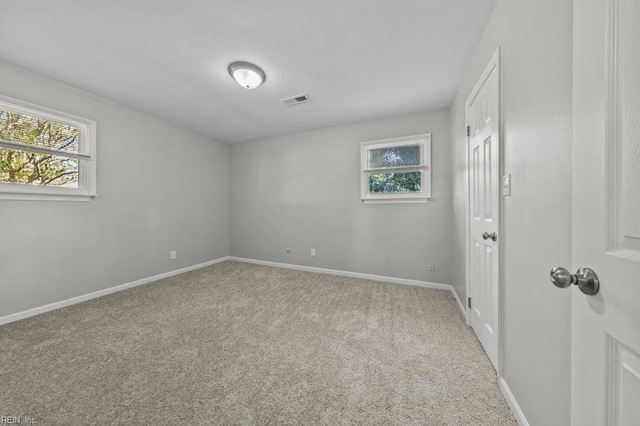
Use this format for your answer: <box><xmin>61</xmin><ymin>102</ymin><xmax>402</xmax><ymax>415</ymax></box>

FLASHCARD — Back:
<box><xmin>0</xmin><ymin>110</ymin><xmax>79</xmax><ymax>187</ymax></box>
<box><xmin>369</xmin><ymin>171</ymin><xmax>422</xmax><ymax>193</ymax></box>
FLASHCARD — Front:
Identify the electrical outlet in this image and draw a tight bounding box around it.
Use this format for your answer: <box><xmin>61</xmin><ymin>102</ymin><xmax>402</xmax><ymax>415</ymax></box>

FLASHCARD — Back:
<box><xmin>286</xmin><ymin>248</ymin><xmax>291</xmax><ymax>253</ymax></box>
<box><xmin>170</xmin><ymin>250</ymin><xmax>177</xmax><ymax>260</ymax></box>
<box><xmin>311</xmin><ymin>248</ymin><xmax>316</xmax><ymax>257</ymax></box>
<box><xmin>427</xmin><ymin>262</ymin><xmax>435</xmax><ymax>272</ymax></box>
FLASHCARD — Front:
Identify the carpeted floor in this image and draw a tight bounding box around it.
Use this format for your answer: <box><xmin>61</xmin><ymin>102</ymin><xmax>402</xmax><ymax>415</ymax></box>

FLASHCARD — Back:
<box><xmin>0</xmin><ymin>261</ymin><xmax>516</xmax><ymax>425</ymax></box>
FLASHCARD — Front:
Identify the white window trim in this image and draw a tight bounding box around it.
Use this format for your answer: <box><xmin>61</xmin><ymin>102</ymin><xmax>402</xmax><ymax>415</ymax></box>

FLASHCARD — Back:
<box><xmin>0</xmin><ymin>94</ymin><xmax>97</xmax><ymax>202</ymax></box>
<box><xmin>360</xmin><ymin>133</ymin><xmax>431</xmax><ymax>204</ymax></box>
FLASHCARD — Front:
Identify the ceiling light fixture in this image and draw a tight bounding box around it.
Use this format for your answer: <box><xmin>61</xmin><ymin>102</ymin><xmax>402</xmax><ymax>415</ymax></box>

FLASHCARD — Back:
<box><xmin>228</xmin><ymin>61</ymin><xmax>266</xmax><ymax>89</ymax></box>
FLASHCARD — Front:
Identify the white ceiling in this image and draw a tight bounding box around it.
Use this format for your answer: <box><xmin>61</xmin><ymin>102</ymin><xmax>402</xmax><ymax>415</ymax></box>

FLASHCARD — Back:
<box><xmin>0</xmin><ymin>0</ymin><xmax>495</xmax><ymax>143</ymax></box>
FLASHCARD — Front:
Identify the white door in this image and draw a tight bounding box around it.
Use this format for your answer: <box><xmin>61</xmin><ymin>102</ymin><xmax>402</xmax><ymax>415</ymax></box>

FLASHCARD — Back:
<box><xmin>570</xmin><ymin>0</ymin><xmax>640</xmax><ymax>424</ymax></box>
<box><xmin>466</xmin><ymin>50</ymin><xmax>500</xmax><ymax>370</ymax></box>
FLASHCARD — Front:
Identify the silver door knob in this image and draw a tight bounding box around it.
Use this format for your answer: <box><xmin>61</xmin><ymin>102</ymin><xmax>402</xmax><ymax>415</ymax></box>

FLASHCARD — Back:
<box><xmin>549</xmin><ymin>267</ymin><xmax>600</xmax><ymax>295</ymax></box>
<box><xmin>482</xmin><ymin>232</ymin><xmax>497</xmax><ymax>242</ymax></box>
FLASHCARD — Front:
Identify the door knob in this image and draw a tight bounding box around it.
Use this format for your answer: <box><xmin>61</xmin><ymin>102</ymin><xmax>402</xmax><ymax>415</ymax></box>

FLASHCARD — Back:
<box><xmin>482</xmin><ymin>232</ymin><xmax>497</xmax><ymax>242</ymax></box>
<box><xmin>549</xmin><ymin>267</ymin><xmax>600</xmax><ymax>295</ymax></box>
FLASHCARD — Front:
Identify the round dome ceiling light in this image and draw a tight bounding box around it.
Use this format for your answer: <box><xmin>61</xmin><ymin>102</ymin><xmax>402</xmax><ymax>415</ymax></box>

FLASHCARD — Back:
<box><xmin>228</xmin><ymin>61</ymin><xmax>266</xmax><ymax>89</ymax></box>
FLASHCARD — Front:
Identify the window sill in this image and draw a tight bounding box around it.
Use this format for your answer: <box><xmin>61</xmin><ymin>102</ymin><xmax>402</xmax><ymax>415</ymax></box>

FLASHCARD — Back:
<box><xmin>0</xmin><ymin>192</ymin><xmax>96</xmax><ymax>202</ymax></box>
<box><xmin>361</xmin><ymin>198</ymin><xmax>429</xmax><ymax>204</ymax></box>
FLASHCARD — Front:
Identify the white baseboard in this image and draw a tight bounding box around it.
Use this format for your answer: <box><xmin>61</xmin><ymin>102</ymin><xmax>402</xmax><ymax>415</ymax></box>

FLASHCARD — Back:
<box><xmin>228</xmin><ymin>256</ymin><xmax>451</xmax><ymax>289</ymax></box>
<box><xmin>499</xmin><ymin>377</ymin><xmax>530</xmax><ymax>426</ymax></box>
<box><xmin>0</xmin><ymin>256</ymin><xmax>230</xmax><ymax>326</ymax></box>
<box><xmin>227</xmin><ymin>257</ymin><xmax>467</xmax><ymax>320</ymax></box>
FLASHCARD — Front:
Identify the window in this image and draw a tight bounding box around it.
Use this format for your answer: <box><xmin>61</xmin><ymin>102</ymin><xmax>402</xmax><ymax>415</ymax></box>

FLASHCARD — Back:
<box><xmin>360</xmin><ymin>133</ymin><xmax>431</xmax><ymax>204</ymax></box>
<box><xmin>0</xmin><ymin>95</ymin><xmax>96</xmax><ymax>201</ymax></box>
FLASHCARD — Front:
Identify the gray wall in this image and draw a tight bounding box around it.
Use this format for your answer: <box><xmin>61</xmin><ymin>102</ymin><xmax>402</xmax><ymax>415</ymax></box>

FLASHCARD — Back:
<box><xmin>449</xmin><ymin>0</ymin><xmax>573</xmax><ymax>424</ymax></box>
<box><xmin>0</xmin><ymin>60</ymin><xmax>229</xmax><ymax>318</ymax></box>
<box><xmin>230</xmin><ymin>109</ymin><xmax>453</xmax><ymax>284</ymax></box>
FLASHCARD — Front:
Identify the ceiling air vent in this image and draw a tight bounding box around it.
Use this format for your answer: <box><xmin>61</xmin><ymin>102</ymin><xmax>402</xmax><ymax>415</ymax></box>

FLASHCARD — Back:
<box><xmin>281</xmin><ymin>93</ymin><xmax>313</xmax><ymax>107</ymax></box>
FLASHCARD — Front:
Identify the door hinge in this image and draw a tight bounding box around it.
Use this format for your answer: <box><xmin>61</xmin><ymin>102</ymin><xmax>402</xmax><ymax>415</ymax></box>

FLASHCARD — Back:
<box><xmin>466</xmin><ymin>126</ymin><xmax>470</xmax><ymax>137</ymax></box>
<box><xmin>467</xmin><ymin>297</ymin><xmax>472</xmax><ymax>308</ymax></box>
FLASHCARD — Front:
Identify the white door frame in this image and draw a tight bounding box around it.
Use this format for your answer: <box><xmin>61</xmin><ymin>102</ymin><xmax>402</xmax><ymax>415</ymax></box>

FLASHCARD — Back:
<box><xmin>464</xmin><ymin>47</ymin><xmax>503</xmax><ymax>373</ymax></box>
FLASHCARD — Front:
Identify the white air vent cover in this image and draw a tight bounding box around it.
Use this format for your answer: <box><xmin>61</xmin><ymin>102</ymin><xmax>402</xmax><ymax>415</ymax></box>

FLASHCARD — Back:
<box><xmin>281</xmin><ymin>93</ymin><xmax>313</xmax><ymax>107</ymax></box>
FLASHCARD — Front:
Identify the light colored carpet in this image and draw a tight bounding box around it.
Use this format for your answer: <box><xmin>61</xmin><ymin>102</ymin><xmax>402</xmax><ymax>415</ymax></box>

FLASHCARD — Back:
<box><xmin>0</xmin><ymin>261</ymin><xmax>516</xmax><ymax>425</ymax></box>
